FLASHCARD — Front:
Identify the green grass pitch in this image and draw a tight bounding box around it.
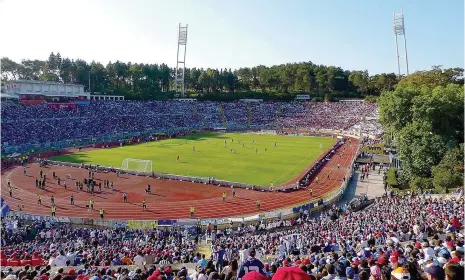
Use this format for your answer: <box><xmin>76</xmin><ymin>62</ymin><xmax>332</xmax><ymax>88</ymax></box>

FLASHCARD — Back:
<box><xmin>52</xmin><ymin>132</ymin><xmax>336</xmax><ymax>186</ymax></box>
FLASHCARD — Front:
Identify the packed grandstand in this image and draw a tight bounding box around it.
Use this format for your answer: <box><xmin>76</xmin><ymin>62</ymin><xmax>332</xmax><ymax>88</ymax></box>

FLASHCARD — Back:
<box><xmin>1</xmin><ymin>101</ymin><xmax>378</xmax><ymax>148</ymax></box>
<box><xmin>0</xmin><ymin>95</ymin><xmax>463</xmax><ymax>280</ymax></box>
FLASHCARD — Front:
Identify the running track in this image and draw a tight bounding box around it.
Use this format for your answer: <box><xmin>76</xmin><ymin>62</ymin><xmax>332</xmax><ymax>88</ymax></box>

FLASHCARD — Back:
<box><xmin>1</xmin><ymin>139</ymin><xmax>359</xmax><ymax>220</ymax></box>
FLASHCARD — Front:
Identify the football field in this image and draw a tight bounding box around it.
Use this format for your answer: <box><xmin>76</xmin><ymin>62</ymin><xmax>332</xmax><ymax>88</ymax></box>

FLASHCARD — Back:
<box><xmin>52</xmin><ymin>132</ymin><xmax>336</xmax><ymax>186</ymax></box>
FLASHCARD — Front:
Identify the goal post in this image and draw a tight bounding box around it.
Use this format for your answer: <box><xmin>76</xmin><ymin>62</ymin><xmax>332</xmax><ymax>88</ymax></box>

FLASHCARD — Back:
<box><xmin>121</xmin><ymin>158</ymin><xmax>153</xmax><ymax>172</ymax></box>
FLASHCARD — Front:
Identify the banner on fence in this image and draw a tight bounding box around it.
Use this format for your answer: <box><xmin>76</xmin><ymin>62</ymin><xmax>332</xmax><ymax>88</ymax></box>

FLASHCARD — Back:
<box><xmin>127</xmin><ymin>220</ymin><xmax>158</xmax><ymax>229</ymax></box>
<box><xmin>229</xmin><ymin>215</ymin><xmax>259</xmax><ymax>223</ymax></box>
<box><xmin>176</xmin><ymin>219</ymin><xmax>198</xmax><ymax>225</ymax></box>
<box><xmin>47</xmin><ymin>103</ymin><xmax>77</xmax><ymax>109</ymax></box>
<box><xmin>200</xmin><ymin>219</ymin><xmax>227</xmax><ymax>225</ymax></box>
<box><xmin>264</xmin><ymin>211</ymin><xmax>281</xmax><ymax>219</ymax></box>
<box><xmin>281</xmin><ymin>208</ymin><xmax>294</xmax><ymax>216</ymax></box>
<box><xmin>157</xmin><ymin>220</ymin><xmax>176</xmax><ymax>226</ymax></box>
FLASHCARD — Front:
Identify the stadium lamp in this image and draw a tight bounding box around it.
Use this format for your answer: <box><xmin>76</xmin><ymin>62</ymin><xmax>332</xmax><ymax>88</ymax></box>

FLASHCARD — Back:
<box><xmin>393</xmin><ymin>9</ymin><xmax>409</xmax><ymax>77</ymax></box>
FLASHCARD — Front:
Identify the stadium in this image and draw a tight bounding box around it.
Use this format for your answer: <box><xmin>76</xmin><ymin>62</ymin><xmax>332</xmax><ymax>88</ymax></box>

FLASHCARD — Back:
<box><xmin>1</xmin><ymin>2</ymin><xmax>464</xmax><ymax>280</ymax></box>
<box><xmin>1</xmin><ymin>100</ymin><xmax>364</xmax><ymax>220</ymax></box>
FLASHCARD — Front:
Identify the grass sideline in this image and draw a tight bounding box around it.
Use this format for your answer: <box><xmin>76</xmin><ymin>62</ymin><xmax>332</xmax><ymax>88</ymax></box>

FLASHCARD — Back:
<box><xmin>52</xmin><ymin>132</ymin><xmax>335</xmax><ymax>186</ymax></box>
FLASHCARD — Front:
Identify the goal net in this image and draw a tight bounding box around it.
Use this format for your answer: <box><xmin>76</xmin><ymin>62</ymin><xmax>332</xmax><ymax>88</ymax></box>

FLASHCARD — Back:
<box><xmin>121</xmin><ymin>158</ymin><xmax>153</xmax><ymax>172</ymax></box>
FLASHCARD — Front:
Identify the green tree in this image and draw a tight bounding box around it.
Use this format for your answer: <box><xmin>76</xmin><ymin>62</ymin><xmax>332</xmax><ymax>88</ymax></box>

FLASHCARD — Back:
<box><xmin>1</xmin><ymin>57</ymin><xmax>19</xmax><ymax>80</ymax></box>
<box><xmin>397</xmin><ymin>122</ymin><xmax>447</xmax><ymax>180</ymax></box>
<box><xmin>396</xmin><ymin>67</ymin><xmax>463</xmax><ymax>90</ymax></box>
<box><xmin>431</xmin><ymin>145</ymin><xmax>464</xmax><ymax>190</ymax></box>
<box><xmin>378</xmin><ymin>87</ymin><xmax>418</xmax><ymax>132</ymax></box>
<box><xmin>348</xmin><ymin>71</ymin><xmax>369</xmax><ymax>94</ymax></box>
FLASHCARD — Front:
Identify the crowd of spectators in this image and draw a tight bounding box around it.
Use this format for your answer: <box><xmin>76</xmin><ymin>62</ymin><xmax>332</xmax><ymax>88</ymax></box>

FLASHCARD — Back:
<box><xmin>2</xmin><ymin>190</ymin><xmax>463</xmax><ymax>280</ymax></box>
<box><xmin>347</xmin><ymin>120</ymin><xmax>384</xmax><ymax>138</ymax></box>
<box><xmin>2</xmin><ymin>101</ymin><xmax>379</xmax><ymax>147</ymax></box>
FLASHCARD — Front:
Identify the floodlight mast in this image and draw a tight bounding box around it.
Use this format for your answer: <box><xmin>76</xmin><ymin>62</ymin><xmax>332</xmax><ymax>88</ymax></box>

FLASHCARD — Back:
<box><xmin>393</xmin><ymin>9</ymin><xmax>409</xmax><ymax>76</ymax></box>
<box><xmin>175</xmin><ymin>23</ymin><xmax>188</xmax><ymax>98</ymax></box>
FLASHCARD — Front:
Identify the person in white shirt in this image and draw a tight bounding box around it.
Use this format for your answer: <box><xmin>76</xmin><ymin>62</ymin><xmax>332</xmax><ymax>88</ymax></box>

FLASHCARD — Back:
<box><xmin>48</xmin><ymin>255</ymin><xmax>57</xmax><ymax>266</ymax></box>
<box><xmin>133</xmin><ymin>252</ymin><xmax>145</xmax><ymax>266</ymax></box>
<box><xmin>191</xmin><ymin>266</ymin><xmax>207</xmax><ymax>280</ymax></box>
<box><xmin>239</xmin><ymin>245</ymin><xmax>249</xmax><ymax>264</ymax></box>
<box><xmin>49</xmin><ymin>251</ymin><xmax>68</xmax><ymax>267</ymax></box>
<box><xmin>66</xmin><ymin>251</ymin><xmax>76</xmax><ymax>265</ymax></box>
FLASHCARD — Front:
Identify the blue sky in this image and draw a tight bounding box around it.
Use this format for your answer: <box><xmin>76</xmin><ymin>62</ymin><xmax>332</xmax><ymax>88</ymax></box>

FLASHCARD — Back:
<box><xmin>0</xmin><ymin>0</ymin><xmax>463</xmax><ymax>74</ymax></box>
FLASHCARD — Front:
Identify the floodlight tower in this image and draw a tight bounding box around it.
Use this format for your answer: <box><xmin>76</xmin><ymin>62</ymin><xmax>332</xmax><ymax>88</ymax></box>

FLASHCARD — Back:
<box><xmin>393</xmin><ymin>9</ymin><xmax>409</xmax><ymax>76</ymax></box>
<box><xmin>174</xmin><ymin>23</ymin><xmax>188</xmax><ymax>97</ymax></box>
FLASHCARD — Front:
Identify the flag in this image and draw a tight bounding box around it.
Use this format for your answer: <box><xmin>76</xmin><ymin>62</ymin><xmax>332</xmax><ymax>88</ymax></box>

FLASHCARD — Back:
<box><xmin>1</xmin><ymin>197</ymin><xmax>10</xmax><ymax>217</ymax></box>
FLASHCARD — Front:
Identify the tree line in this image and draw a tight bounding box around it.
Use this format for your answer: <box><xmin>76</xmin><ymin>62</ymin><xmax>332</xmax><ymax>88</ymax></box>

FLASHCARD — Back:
<box><xmin>378</xmin><ymin>67</ymin><xmax>464</xmax><ymax>192</ymax></box>
<box><xmin>2</xmin><ymin>52</ymin><xmax>401</xmax><ymax>101</ymax></box>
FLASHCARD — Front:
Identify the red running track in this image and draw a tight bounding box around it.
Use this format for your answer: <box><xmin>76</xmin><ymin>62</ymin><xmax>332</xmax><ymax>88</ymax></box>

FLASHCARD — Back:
<box><xmin>1</xmin><ymin>139</ymin><xmax>359</xmax><ymax>220</ymax></box>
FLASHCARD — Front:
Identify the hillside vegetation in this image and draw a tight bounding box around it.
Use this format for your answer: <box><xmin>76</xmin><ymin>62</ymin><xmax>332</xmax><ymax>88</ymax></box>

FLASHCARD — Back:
<box><xmin>378</xmin><ymin>67</ymin><xmax>464</xmax><ymax>191</ymax></box>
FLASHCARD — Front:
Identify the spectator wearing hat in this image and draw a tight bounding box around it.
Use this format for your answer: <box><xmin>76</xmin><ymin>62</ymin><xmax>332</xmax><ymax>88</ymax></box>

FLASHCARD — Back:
<box><xmin>346</xmin><ymin>267</ymin><xmax>355</xmax><ymax>280</ymax></box>
<box><xmin>237</xmin><ymin>248</ymin><xmax>266</xmax><ymax>280</ymax></box>
<box><xmin>334</xmin><ymin>261</ymin><xmax>347</xmax><ymax>280</ymax></box>
<box><xmin>424</xmin><ymin>265</ymin><xmax>445</xmax><ymax>280</ymax></box>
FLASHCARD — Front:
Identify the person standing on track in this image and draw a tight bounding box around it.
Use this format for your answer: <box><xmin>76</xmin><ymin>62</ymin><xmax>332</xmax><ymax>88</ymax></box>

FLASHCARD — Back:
<box><xmin>309</xmin><ymin>188</ymin><xmax>313</xmax><ymax>198</ymax></box>
<box><xmin>51</xmin><ymin>205</ymin><xmax>56</xmax><ymax>217</ymax></box>
<box><xmin>70</xmin><ymin>194</ymin><xmax>74</xmax><ymax>205</ymax></box>
<box><xmin>256</xmin><ymin>200</ymin><xmax>261</xmax><ymax>210</ymax></box>
<box><xmin>315</xmin><ymin>176</ymin><xmax>319</xmax><ymax>184</ymax></box>
<box><xmin>50</xmin><ymin>195</ymin><xmax>55</xmax><ymax>206</ymax></box>
<box><xmin>142</xmin><ymin>199</ymin><xmax>147</xmax><ymax>210</ymax></box>
<box><xmin>99</xmin><ymin>208</ymin><xmax>104</xmax><ymax>219</ymax></box>
<box><xmin>222</xmin><ymin>192</ymin><xmax>226</xmax><ymax>202</ymax></box>
<box><xmin>8</xmin><ymin>186</ymin><xmax>12</xmax><ymax>197</ymax></box>
<box><xmin>232</xmin><ymin>186</ymin><xmax>236</xmax><ymax>198</ymax></box>
<box><xmin>123</xmin><ymin>192</ymin><xmax>128</xmax><ymax>203</ymax></box>
<box><xmin>190</xmin><ymin>206</ymin><xmax>195</xmax><ymax>218</ymax></box>
<box><xmin>23</xmin><ymin>166</ymin><xmax>27</xmax><ymax>176</ymax></box>
<box><xmin>37</xmin><ymin>194</ymin><xmax>42</xmax><ymax>205</ymax></box>
<box><xmin>89</xmin><ymin>199</ymin><xmax>94</xmax><ymax>210</ymax></box>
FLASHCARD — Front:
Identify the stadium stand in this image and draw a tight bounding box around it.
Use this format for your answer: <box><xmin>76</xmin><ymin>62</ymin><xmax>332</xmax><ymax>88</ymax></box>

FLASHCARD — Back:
<box><xmin>1</xmin><ymin>100</ymin><xmax>463</xmax><ymax>280</ymax></box>
<box><xmin>1</xmin><ymin>101</ymin><xmax>377</xmax><ymax>147</ymax></box>
<box><xmin>1</xmin><ymin>192</ymin><xmax>463</xmax><ymax>279</ymax></box>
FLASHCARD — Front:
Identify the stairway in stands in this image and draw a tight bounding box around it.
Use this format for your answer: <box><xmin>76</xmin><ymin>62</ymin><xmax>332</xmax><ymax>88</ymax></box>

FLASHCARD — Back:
<box><xmin>192</xmin><ymin>103</ymin><xmax>206</xmax><ymax>127</ymax></box>
<box><xmin>274</xmin><ymin>104</ymin><xmax>283</xmax><ymax>129</ymax></box>
<box><xmin>219</xmin><ymin>103</ymin><xmax>227</xmax><ymax>127</ymax></box>
<box><xmin>247</xmin><ymin>104</ymin><xmax>252</xmax><ymax>128</ymax></box>
<box><xmin>303</xmin><ymin>102</ymin><xmax>314</xmax><ymax>124</ymax></box>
